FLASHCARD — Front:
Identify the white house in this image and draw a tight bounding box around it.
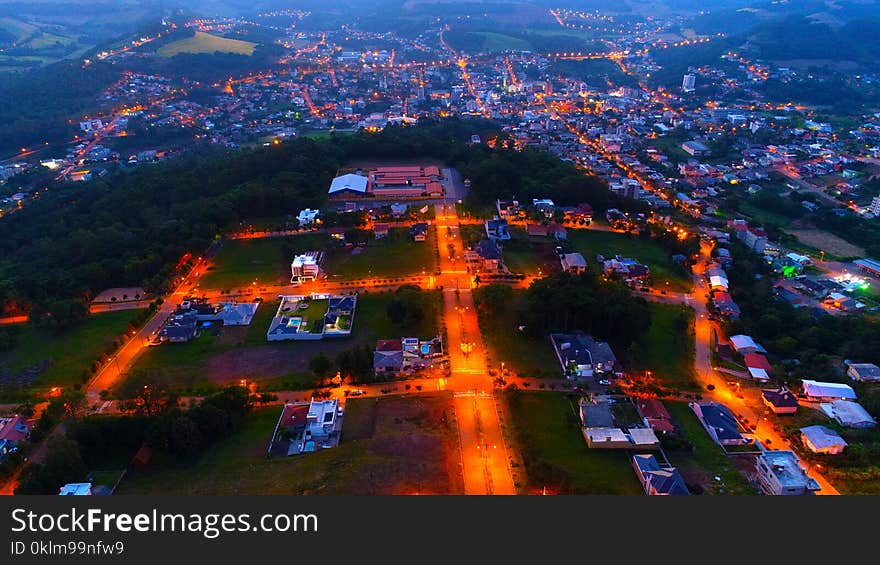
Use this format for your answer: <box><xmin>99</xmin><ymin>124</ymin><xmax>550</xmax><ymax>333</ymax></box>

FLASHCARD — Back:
<box><xmin>800</xmin><ymin>425</ymin><xmax>847</xmax><ymax>455</ymax></box>
<box><xmin>297</xmin><ymin>208</ymin><xmax>320</xmax><ymax>225</ymax></box>
<box><xmin>801</xmin><ymin>380</ymin><xmax>857</xmax><ymax>402</ymax></box>
<box><xmin>755</xmin><ymin>450</ymin><xmax>821</xmax><ymax>495</ymax></box>
<box><xmin>560</xmin><ymin>253</ymin><xmax>587</xmax><ymax>274</ymax></box>
<box><xmin>820</xmin><ymin>400</ymin><xmax>876</xmax><ymax>429</ymax></box>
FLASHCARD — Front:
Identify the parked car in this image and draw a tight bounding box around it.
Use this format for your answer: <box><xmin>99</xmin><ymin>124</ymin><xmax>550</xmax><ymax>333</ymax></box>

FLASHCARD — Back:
<box><xmin>598</xmin><ymin>379</ymin><xmax>611</xmax><ymax>386</ymax></box>
<box><xmin>348</xmin><ymin>389</ymin><xmax>367</xmax><ymax>396</ymax></box>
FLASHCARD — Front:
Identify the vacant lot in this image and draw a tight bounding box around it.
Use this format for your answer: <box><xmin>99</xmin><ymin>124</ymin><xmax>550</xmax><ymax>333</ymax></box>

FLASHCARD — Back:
<box><xmin>630</xmin><ymin>303</ymin><xmax>698</xmax><ymax>390</ymax></box>
<box><xmin>474</xmin><ymin>287</ymin><xmax>560</xmax><ymax>378</ymax></box>
<box><xmin>501</xmin><ymin>227</ymin><xmax>561</xmax><ymax>276</ymax></box>
<box><xmin>505</xmin><ymin>391</ymin><xmax>643</xmax><ymax>494</ymax></box>
<box><xmin>199</xmin><ymin>234</ymin><xmax>327</xmax><ymax>290</ymax></box>
<box><xmin>117</xmin><ymin>393</ymin><xmax>463</xmax><ymax>495</ymax></box>
<box><xmin>567</xmin><ymin>229</ymin><xmax>692</xmax><ymax>292</ymax></box>
<box><xmin>788</xmin><ymin>229</ymin><xmax>865</xmax><ymax>258</ymax></box>
<box><xmin>662</xmin><ymin>401</ymin><xmax>755</xmax><ymax>495</ymax></box>
<box><xmin>0</xmin><ymin>310</ymin><xmax>145</xmax><ymax>392</ymax></box>
<box><xmin>324</xmin><ymin>227</ymin><xmax>437</xmax><ymax>280</ymax></box>
<box><xmin>157</xmin><ymin>32</ymin><xmax>256</xmax><ymax>57</ymax></box>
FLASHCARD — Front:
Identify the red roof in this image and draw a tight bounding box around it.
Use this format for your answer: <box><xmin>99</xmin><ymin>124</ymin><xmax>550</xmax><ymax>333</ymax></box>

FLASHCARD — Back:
<box><xmin>280</xmin><ymin>403</ymin><xmax>310</xmax><ymax>429</ymax></box>
<box><xmin>376</xmin><ymin>339</ymin><xmax>403</xmax><ymax>351</ymax></box>
<box><xmin>526</xmin><ymin>223</ymin><xmax>549</xmax><ymax>236</ymax></box>
<box><xmin>714</xmin><ymin>291</ymin><xmax>733</xmax><ymax>303</ymax></box>
<box><xmin>744</xmin><ymin>353</ymin><xmax>773</xmax><ymax>372</ymax></box>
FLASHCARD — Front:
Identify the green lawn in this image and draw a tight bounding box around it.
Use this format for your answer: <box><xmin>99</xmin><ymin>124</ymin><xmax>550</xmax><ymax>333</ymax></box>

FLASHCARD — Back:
<box><xmin>501</xmin><ymin>228</ymin><xmax>558</xmax><ymax>276</ymax></box>
<box><xmin>157</xmin><ymin>31</ymin><xmax>256</xmax><ymax>57</ymax></box>
<box><xmin>631</xmin><ymin>303</ymin><xmax>698</xmax><ymax>390</ymax></box>
<box><xmin>663</xmin><ymin>401</ymin><xmax>755</xmax><ymax>495</ymax></box>
<box><xmin>324</xmin><ymin>227</ymin><xmax>437</xmax><ymax>280</ymax></box>
<box><xmin>117</xmin><ymin>394</ymin><xmax>462</xmax><ymax>495</ymax></box>
<box><xmin>474</xmin><ymin>287</ymin><xmax>560</xmax><ymax>378</ymax></box>
<box><xmin>200</xmin><ymin>234</ymin><xmax>327</xmax><ymax>290</ymax></box>
<box><xmin>505</xmin><ymin>392</ymin><xmax>643</xmax><ymax>494</ymax></box>
<box><xmin>356</xmin><ymin>290</ymin><xmax>441</xmax><ymax>340</ymax></box>
<box><xmin>567</xmin><ymin>228</ymin><xmax>692</xmax><ymax>292</ymax></box>
<box><xmin>0</xmin><ymin>310</ymin><xmax>146</xmax><ymax>390</ymax></box>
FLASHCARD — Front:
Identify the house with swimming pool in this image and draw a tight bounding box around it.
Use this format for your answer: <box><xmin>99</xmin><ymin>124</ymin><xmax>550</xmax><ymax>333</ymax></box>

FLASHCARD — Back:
<box><xmin>267</xmin><ymin>293</ymin><xmax>357</xmax><ymax>341</ymax></box>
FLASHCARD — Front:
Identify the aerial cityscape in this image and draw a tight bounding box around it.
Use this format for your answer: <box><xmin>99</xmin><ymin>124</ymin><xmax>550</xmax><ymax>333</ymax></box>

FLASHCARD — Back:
<box><xmin>2</xmin><ymin>0</ymin><xmax>880</xmax><ymax>498</ymax></box>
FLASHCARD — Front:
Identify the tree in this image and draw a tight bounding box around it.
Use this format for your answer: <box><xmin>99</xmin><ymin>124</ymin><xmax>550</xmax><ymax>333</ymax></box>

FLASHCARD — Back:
<box><xmin>15</xmin><ymin>436</ymin><xmax>87</xmax><ymax>495</ymax></box>
<box><xmin>310</xmin><ymin>353</ymin><xmax>332</xmax><ymax>379</ymax></box>
<box><xmin>169</xmin><ymin>416</ymin><xmax>202</xmax><ymax>457</ymax></box>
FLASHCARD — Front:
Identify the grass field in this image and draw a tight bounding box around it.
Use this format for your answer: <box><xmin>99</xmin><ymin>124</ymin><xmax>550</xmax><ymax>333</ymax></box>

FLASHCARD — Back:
<box><xmin>663</xmin><ymin>401</ymin><xmax>755</xmax><ymax>495</ymax></box>
<box><xmin>631</xmin><ymin>303</ymin><xmax>698</xmax><ymax>390</ymax></box>
<box><xmin>474</xmin><ymin>287</ymin><xmax>560</xmax><ymax>378</ymax></box>
<box><xmin>0</xmin><ymin>310</ymin><xmax>145</xmax><ymax>390</ymax></box>
<box><xmin>157</xmin><ymin>31</ymin><xmax>256</xmax><ymax>57</ymax></box>
<box><xmin>499</xmin><ymin>228</ymin><xmax>560</xmax><ymax>276</ymax></box>
<box><xmin>117</xmin><ymin>393</ymin><xmax>463</xmax><ymax>495</ymax></box>
<box><xmin>199</xmin><ymin>234</ymin><xmax>328</xmax><ymax>290</ymax></box>
<box><xmin>323</xmin><ymin>227</ymin><xmax>437</xmax><ymax>280</ymax></box>
<box><xmin>567</xmin><ymin>228</ymin><xmax>692</xmax><ymax>292</ymax></box>
<box><xmin>505</xmin><ymin>391</ymin><xmax>643</xmax><ymax>494</ymax></box>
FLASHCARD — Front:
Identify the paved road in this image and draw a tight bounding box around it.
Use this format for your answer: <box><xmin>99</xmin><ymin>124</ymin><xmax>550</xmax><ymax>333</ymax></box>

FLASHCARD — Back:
<box><xmin>434</xmin><ymin>202</ymin><xmax>516</xmax><ymax>495</ymax></box>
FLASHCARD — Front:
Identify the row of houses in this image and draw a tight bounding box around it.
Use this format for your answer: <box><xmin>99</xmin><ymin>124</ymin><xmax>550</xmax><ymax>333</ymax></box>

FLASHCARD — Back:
<box><xmin>157</xmin><ymin>300</ymin><xmax>260</xmax><ymax>343</ymax></box>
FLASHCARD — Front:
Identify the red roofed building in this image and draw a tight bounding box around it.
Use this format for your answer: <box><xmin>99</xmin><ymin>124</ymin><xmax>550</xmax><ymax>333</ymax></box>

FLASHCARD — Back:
<box><xmin>635</xmin><ymin>398</ymin><xmax>676</xmax><ymax>433</ymax></box>
<box><xmin>744</xmin><ymin>353</ymin><xmax>773</xmax><ymax>373</ymax></box>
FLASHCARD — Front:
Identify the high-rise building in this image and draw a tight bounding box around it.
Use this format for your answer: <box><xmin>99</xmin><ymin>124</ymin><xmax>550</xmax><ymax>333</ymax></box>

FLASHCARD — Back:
<box><xmin>682</xmin><ymin>73</ymin><xmax>696</xmax><ymax>93</ymax></box>
<box><xmin>870</xmin><ymin>196</ymin><xmax>880</xmax><ymax>216</ymax></box>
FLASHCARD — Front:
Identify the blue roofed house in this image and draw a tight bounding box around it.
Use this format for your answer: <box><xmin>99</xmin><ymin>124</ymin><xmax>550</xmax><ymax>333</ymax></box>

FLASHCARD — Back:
<box><xmin>632</xmin><ymin>454</ymin><xmax>690</xmax><ymax>495</ymax></box>
<box><xmin>690</xmin><ymin>401</ymin><xmax>750</xmax><ymax>446</ymax></box>
<box><xmin>485</xmin><ymin>217</ymin><xmax>511</xmax><ymax>240</ymax></box>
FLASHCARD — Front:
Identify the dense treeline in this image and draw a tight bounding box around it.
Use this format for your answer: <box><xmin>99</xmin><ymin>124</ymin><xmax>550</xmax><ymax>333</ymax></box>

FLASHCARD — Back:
<box><xmin>15</xmin><ymin>386</ymin><xmax>253</xmax><ymax>494</ymax></box>
<box><xmin>0</xmin><ymin>120</ymin><xmax>624</xmax><ymax>317</ymax></box>
<box><xmin>476</xmin><ymin>273</ymin><xmax>652</xmax><ymax>351</ymax></box>
<box><xmin>0</xmin><ymin>60</ymin><xmax>121</xmax><ymax>154</ymax></box>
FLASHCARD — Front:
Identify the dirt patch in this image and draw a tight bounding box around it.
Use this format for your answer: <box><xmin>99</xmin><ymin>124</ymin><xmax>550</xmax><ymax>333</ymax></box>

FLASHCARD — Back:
<box><xmin>205</xmin><ymin>339</ymin><xmax>366</xmax><ymax>383</ymax></box>
<box><xmin>788</xmin><ymin>229</ymin><xmax>866</xmax><ymax>258</ymax></box>
<box><xmin>340</xmin><ymin>393</ymin><xmax>463</xmax><ymax>494</ymax></box>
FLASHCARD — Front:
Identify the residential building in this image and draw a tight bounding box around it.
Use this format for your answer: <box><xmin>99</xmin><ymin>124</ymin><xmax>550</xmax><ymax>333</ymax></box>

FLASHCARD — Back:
<box><xmin>485</xmin><ymin>217</ymin><xmax>511</xmax><ymax>240</ymax></box>
<box><xmin>744</xmin><ymin>353</ymin><xmax>772</xmax><ymax>381</ymax></box>
<box><xmin>157</xmin><ymin>308</ymin><xmax>198</xmax><ymax>343</ymax></box>
<box><xmin>59</xmin><ymin>483</ymin><xmax>93</xmax><ymax>496</ymax></box>
<box><xmin>469</xmin><ymin>239</ymin><xmax>504</xmax><ymax>272</ymax></box>
<box><xmin>270</xmin><ymin>398</ymin><xmax>344</xmax><ymax>456</ymax></box>
<box><xmin>762</xmin><ymin>388</ymin><xmax>798</xmax><ymax>415</ymax></box>
<box><xmin>297</xmin><ymin>208</ymin><xmax>320</xmax><ymax>225</ymax></box>
<box><xmin>801</xmin><ymin>380</ymin><xmax>857</xmax><ymax>403</ymax></box>
<box><xmin>551</xmin><ymin>333</ymin><xmax>619</xmax><ymax>378</ymax></box>
<box><xmin>632</xmin><ymin>454</ymin><xmax>689</xmax><ymax>495</ymax></box>
<box><xmin>690</xmin><ymin>402</ymin><xmax>749</xmax><ymax>446</ymax></box>
<box><xmin>0</xmin><ymin>415</ymin><xmax>31</xmax><ymax>463</ymax></box>
<box><xmin>373</xmin><ymin>222</ymin><xmax>390</xmax><ymax>239</ymax></box>
<box><xmin>560</xmin><ymin>253</ymin><xmax>587</xmax><ymax>274</ymax></box>
<box><xmin>847</xmin><ymin>363</ymin><xmax>880</xmax><ymax>383</ymax></box>
<box><xmin>635</xmin><ymin>398</ymin><xmax>675</xmax><ymax>433</ymax></box>
<box><xmin>291</xmin><ymin>252</ymin><xmax>322</xmax><ymax>282</ymax></box>
<box><xmin>373</xmin><ymin>339</ymin><xmax>404</xmax><ymax>375</ymax></box>
<box><xmin>729</xmin><ymin>334</ymin><xmax>763</xmax><ymax>355</ymax></box>
<box><xmin>800</xmin><ymin>425</ymin><xmax>847</xmax><ymax>455</ymax></box>
<box><xmin>819</xmin><ymin>400</ymin><xmax>877</xmax><ymax>428</ymax></box>
<box><xmin>409</xmin><ymin>222</ymin><xmax>429</xmax><ymax>241</ymax></box>
<box><xmin>681</xmin><ymin>140</ymin><xmax>710</xmax><ymax>157</ymax></box>
<box><xmin>755</xmin><ymin>450</ymin><xmax>821</xmax><ymax>495</ymax></box>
